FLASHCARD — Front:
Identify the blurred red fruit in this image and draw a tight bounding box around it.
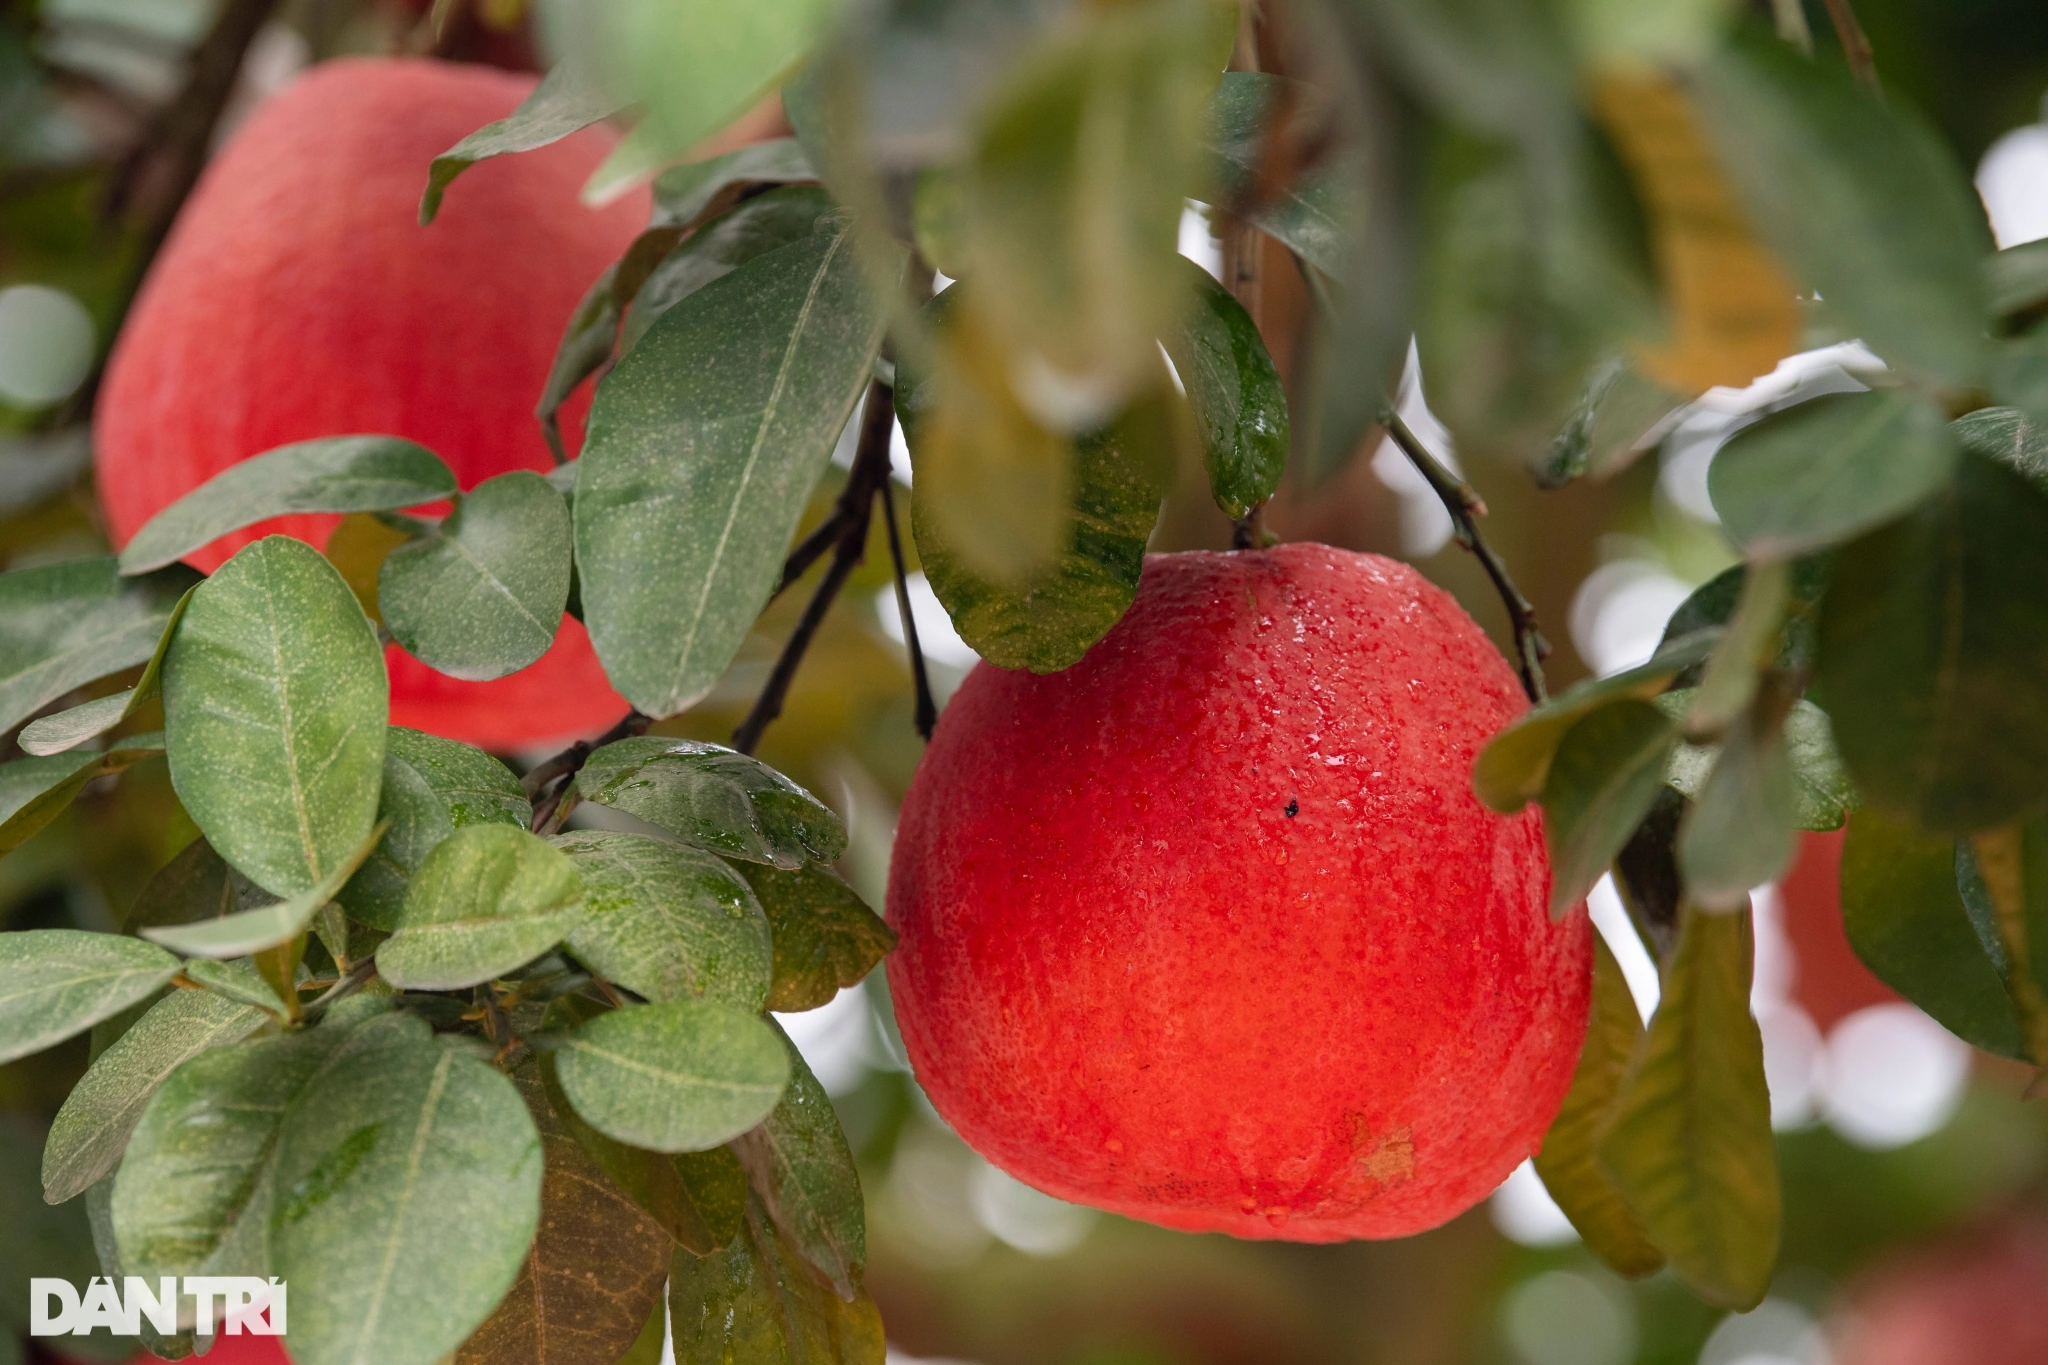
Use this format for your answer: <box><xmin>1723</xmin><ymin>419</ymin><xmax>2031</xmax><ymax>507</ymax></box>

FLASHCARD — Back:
<box><xmin>1831</xmin><ymin>1216</ymin><xmax>2048</xmax><ymax>1365</ymax></box>
<box><xmin>1780</xmin><ymin>827</ymin><xmax>1899</xmax><ymax>1033</ymax></box>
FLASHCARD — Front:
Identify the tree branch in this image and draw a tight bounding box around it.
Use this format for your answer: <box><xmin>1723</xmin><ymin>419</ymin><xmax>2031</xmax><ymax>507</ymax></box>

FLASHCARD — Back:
<box><xmin>1378</xmin><ymin>407</ymin><xmax>1550</xmax><ymax>704</ymax></box>
<box><xmin>526</xmin><ymin>708</ymin><xmax>652</xmax><ymax>834</ymax></box>
<box><xmin>878</xmin><ymin>472</ymin><xmax>937</xmax><ymax>740</ymax></box>
<box><xmin>1819</xmin><ymin>0</ymin><xmax>1880</xmax><ymax>95</ymax></box>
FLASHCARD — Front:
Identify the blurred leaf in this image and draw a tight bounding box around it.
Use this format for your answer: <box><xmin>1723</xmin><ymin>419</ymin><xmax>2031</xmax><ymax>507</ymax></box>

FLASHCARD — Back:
<box><xmin>454</xmin><ymin>1065</ymin><xmax>670</xmax><ymax>1365</ymax></box>
<box><xmin>553</xmin><ymin>830</ymin><xmax>773</xmax><ymax>1009</ymax></box>
<box><xmin>1542</xmin><ymin>699</ymin><xmax>1680</xmax><ymax>917</ymax></box>
<box><xmin>1533</xmin><ymin>937</ymin><xmax>1663</xmax><ymax>1278</ymax></box>
<box><xmin>625</xmin><ymin>186</ymin><xmax>838</xmax><ymax>353</ymax></box>
<box><xmin>341</xmin><ymin>727</ymin><xmax>530</xmax><ymax>931</ymax></box>
<box><xmin>1782</xmin><ymin>701</ymin><xmax>1854</xmax><ymax>832</ymax></box>
<box><xmin>575</xmin><ymin>737</ymin><xmax>846</xmax><ymax>870</ymax></box>
<box><xmin>324</xmin><ymin>512</ymin><xmax>414</xmax><ymax>626</ymax></box>
<box><xmin>667</xmin><ymin>1200</ymin><xmax>884</xmax><ymax>1364</ymax></box>
<box><xmin>1160</xmin><ymin>255</ymin><xmax>1289</xmax><ymax>519</ymax></box>
<box><xmin>1601</xmin><ymin>905</ymin><xmax>1778</xmax><ymax>1311</ymax></box>
<box><xmin>1691</xmin><ymin>30</ymin><xmax>1991</xmax><ymax>389</ymax></box>
<box><xmin>1473</xmin><ymin>629</ymin><xmax>1718</xmax><ymax>814</ymax></box>
<box><xmin>162</xmin><ymin>536</ymin><xmax>387</xmax><ymax>897</ymax></box>
<box><xmin>1202</xmin><ymin>73</ymin><xmax>1362</xmax><ymax>277</ymax></box>
<box><xmin>20</xmin><ymin>583</ymin><xmax>193</xmax><ymax>756</ymax></box>
<box><xmin>1956</xmin><ymin>826</ymin><xmax>2048</xmax><ymax>1067</ymax></box>
<box><xmin>554</xmin><ymin>999</ymin><xmax>789</xmax><ymax>1154</ymax></box>
<box><xmin>1708</xmin><ymin>390</ymin><xmax>1956</xmax><ymax>559</ymax></box>
<box><xmin>118</xmin><ymin>438</ymin><xmax>457</xmax><ymax>576</ymax></box>
<box><xmin>0</xmin><ymin>428</ymin><xmax>92</xmax><ymax>518</ymax></box>
<box><xmin>1541</xmin><ymin>354</ymin><xmax>1685</xmax><ymax>487</ymax></box>
<box><xmin>381</xmin><ymin>472</ymin><xmax>573</xmax><ymax>682</ymax></box>
<box><xmin>0</xmin><ymin>735</ymin><xmax>162</xmax><ymax>856</ymax></box>
<box><xmin>1682</xmin><ymin>559</ymin><xmax>1789</xmax><ymax>737</ymax></box>
<box><xmin>1559</xmin><ymin>0</ymin><xmax>1734</xmax><ymax>64</ymax></box>
<box><xmin>731</xmin><ymin>1024</ymin><xmax>864</xmax><ymax>1297</ymax></box>
<box><xmin>1589</xmin><ymin>70</ymin><xmax>1798</xmax><ymax>394</ymax></box>
<box><xmin>41</xmin><ymin>981</ymin><xmax>266</xmax><ymax>1204</ymax></box>
<box><xmin>651</xmin><ymin>139</ymin><xmax>817</xmax><ymax>229</ymax></box>
<box><xmin>1677</xmin><ymin>694</ymin><xmax>1800</xmax><ymax>909</ymax></box>
<box><xmin>421</xmin><ymin>62</ymin><xmax>626</xmax><ymax>224</ymax></box>
<box><xmin>140</xmin><ymin>820</ymin><xmax>385</xmax><ymax>959</ymax></box>
<box><xmin>1817</xmin><ymin>423</ymin><xmax>2048</xmax><ymax>832</ymax></box>
<box><xmin>958</xmin><ymin>0</ymin><xmax>1216</xmax><ymax>399</ymax></box>
<box><xmin>1</xmin><ymin>1115</ymin><xmax>140</xmax><ymax>1355</ymax></box>
<box><xmin>82</xmin><ymin>1178</ymin><xmax>189</xmax><ymax>1359</ymax></box>
<box><xmin>0</xmin><ymin>929</ymin><xmax>179</xmax><ymax>1066</ymax></box>
<box><xmin>737</xmin><ymin>861</ymin><xmax>894</xmax><ymax>1014</ymax></box>
<box><xmin>1987</xmin><ymin>238</ymin><xmax>2048</xmax><ymax>320</ymax></box>
<box><xmin>377</xmin><ymin>826</ymin><xmax>587</xmax><ymax>991</ymax></box>
<box><xmin>0</xmin><ymin>556</ymin><xmax>197</xmax><ymax>737</ymax></box>
<box><xmin>577</xmin><ymin>220</ymin><xmax>893</xmax><ymax>718</ymax></box>
<box><xmin>1659</xmin><ymin>558</ymin><xmax>1830</xmax><ymax>684</ymax></box>
<box><xmin>1841</xmin><ymin>809</ymin><xmax>2023</xmax><ymax>1057</ymax></box>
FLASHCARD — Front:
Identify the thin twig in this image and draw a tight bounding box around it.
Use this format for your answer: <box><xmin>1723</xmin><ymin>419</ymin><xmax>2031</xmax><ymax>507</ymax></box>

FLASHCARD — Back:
<box><xmin>526</xmin><ymin>709</ymin><xmax>652</xmax><ymax>834</ymax></box>
<box><xmin>733</xmin><ymin>381</ymin><xmax>897</xmax><ymax>754</ymax></box>
<box><xmin>1379</xmin><ymin>408</ymin><xmax>1550</xmax><ymax>704</ymax></box>
<box><xmin>1819</xmin><ymin>0</ymin><xmax>1880</xmax><ymax>95</ymax></box>
<box><xmin>302</xmin><ymin>956</ymin><xmax>379</xmax><ymax>1020</ymax></box>
<box><xmin>1231</xmin><ymin>506</ymin><xmax>1265</xmax><ymax>550</ymax></box>
<box><xmin>878</xmin><ymin>473</ymin><xmax>937</xmax><ymax>740</ymax></box>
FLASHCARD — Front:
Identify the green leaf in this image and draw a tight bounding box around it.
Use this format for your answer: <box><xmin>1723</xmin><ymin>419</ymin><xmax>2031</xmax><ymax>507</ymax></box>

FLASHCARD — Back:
<box><xmin>41</xmin><ymin>982</ymin><xmax>267</xmax><ymax>1203</ymax></box>
<box><xmin>1600</xmin><ymin>905</ymin><xmax>1779</xmax><ymax>1311</ymax></box>
<box><xmin>1707</xmin><ymin>390</ymin><xmax>1957</xmax><ymax>558</ymax></box>
<box><xmin>576</xmin><ymin>219</ymin><xmax>892</xmax><ymax>718</ymax></box>
<box><xmin>1203</xmin><ymin>73</ymin><xmax>1362</xmax><ymax>277</ymax></box>
<box><xmin>111</xmin><ymin>996</ymin><xmax>393</xmax><ymax>1284</ymax></box>
<box><xmin>380</xmin><ymin>471</ymin><xmax>573</xmax><ymax>682</ymax></box>
<box><xmin>650</xmin><ymin>139</ymin><xmax>817</xmax><ymax>230</ymax></box>
<box><xmin>0</xmin><ymin>929</ymin><xmax>179</xmax><ymax>1066</ymax></box>
<box><xmin>0</xmin><ymin>735</ymin><xmax>163</xmax><ymax>856</ymax></box>
<box><xmin>83</xmin><ymin>1178</ymin><xmax>189</xmax><ymax>1359</ymax></box>
<box><xmin>1659</xmin><ymin>559</ymin><xmax>1830</xmax><ymax>683</ymax></box>
<box><xmin>1533</xmin><ymin>936</ymin><xmax>1663</xmax><ymax>1278</ymax></box>
<box><xmin>453</xmin><ymin>1064</ymin><xmax>671</xmax><ymax>1365</ymax></box>
<box><xmin>267</xmin><ymin>1012</ymin><xmax>542</xmax><ymax>1365</ymax></box>
<box><xmin>575</xmin><ymin>737</ymin><xmax>846</xmax><ymax>870</ymax></box>
<box><xmin>118</xmin><ymin>437</ymin><xmax>457</xmax><ymax>576</ymax></box>
<box><xmin>1159</xmin><ymin>256</ymin><xmax>1288</xmax><ymax>520</ymax></box>
<box><xmin>1691</xmin><ymin>30</ymin><xmax>1991</xmax><ymax>389</ymax></box>
<box><xmin>124</xmin><ymin>836</ymin><xmax>248</xmax><ymax>935</ymax></box>
<box><xmin>1542</xmin><ymin>700</ymin><xmax>1680</xmax><ymax>917</ymax></box>
<box><xmin>554</xmin><ymin>998</ymin><xmax>789</xmax><ymax>1154</ymax></box>
<box><xmin>376</xmin><ymin>826</ymin><xmax>587</xmax><ymax>991</ymax></box>
<box><xmin>536</xmin><ymin>229</ymin><xmax>686</xmax><ymax>461</ymax></box>
<box><xmin>1954</xmin><ymin>826</ymin><xmax>2048</xmax><ymax>1067</ymax></box>
<box><xmin>341</xmin><ymin>727</ymin><xmax>531</xmax><ymax>931</ymax></box>
<box><xmin>668</xmin><ymin>1199</ymin><xmax>885</xmax><ymax>1364</ymax></box>
<box><xmin>625</xmin><ymin>185</ymin><xmax>839</xmax><ymax>353</ymax></box>
<box><xmin>140</xmin><ymin>819</ymin><xmax>386</xmax><ymax>959</ymax></box>
<box><xmin>737</xmin><ymin>861</ymin><xmax>895</xmax><ymax>1014</ymax></box>
<box><xmin>20</xmin><ymin>582</ymin><xmax>194</xmax><ymax>756</ymax></box>
<box><xmin>1987</xmin><ymin>238</ymin><xmax>2048</xmax><ymax>319</ymax></box>
<box><xmin>1816</xmin><ymin>429</ymin><xmax>2048</xmax><ymax>832</ymax></box>
<box><xmin>420</xmin><ymin>62</ymin><xmax>626</xmax><ymax>224</ymax></box>
<box><xmin>1</xmin><ymin>1115</ymin><xmax>142</xmax><ymax>1356</ymax></box>
<box><xmin>1783</xmin><ymin>701</ymin><xmax>1854</xmax><ymax>832</ymax></box>
<box><xmin>0</xmin><ymin>556</ymin><xmax>197</xmax><ymax>736</ymax></box>
<box><xmin>731</xmin><ymin>1024</ymin><xmax>864</xmax><ymax>1297</ymax></box>
<box><xmin>181</xmin><ymin>958</ymin><xmax>287</xmax><ymax>1014</ymax></box>
<box><xmin>1677</xmin><ymin>699</ymin><xmax>1800</xmax><ymax>910</ymax></box>
<box><xmin>1840</xmin><ymin>810</ymin><xmax>2023</xmax><ymax>1057</ymax></box>
<box><xmin>553</xmin><ymin>830</ymin><xmax>773</xmax><ymax>1010</ymax></box>
<box><xmin>162</xmin><ymin>536</ymin><xmax>387</xmax><ymax>897</ymax></box>
<box><xmin>1473</xmin><ymin>629</ymin><xmax>1719</xmax><ymax>814</ymax></box>
<box><xmin>1540</xmin><ymin>353</ymin><xmax>1687</xmax><ymax>488</ymax></box>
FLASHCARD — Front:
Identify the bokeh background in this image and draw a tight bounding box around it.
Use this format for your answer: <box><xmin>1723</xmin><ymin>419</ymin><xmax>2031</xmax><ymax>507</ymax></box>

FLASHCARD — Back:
<box><xmin>5</xmin><ymin>1</ymin><xmax>2048</xmax><ymax>1363</ymax></box>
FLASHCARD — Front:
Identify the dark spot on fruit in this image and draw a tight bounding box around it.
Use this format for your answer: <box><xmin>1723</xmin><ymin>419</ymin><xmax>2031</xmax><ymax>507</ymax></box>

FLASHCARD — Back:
<box><xmin>1284</xmin><ymin>799</ymin><xmax>1298</xmax><ymax>818</ymax></box>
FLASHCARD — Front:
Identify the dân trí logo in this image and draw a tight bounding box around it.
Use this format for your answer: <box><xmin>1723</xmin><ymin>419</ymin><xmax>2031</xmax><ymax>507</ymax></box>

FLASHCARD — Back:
<box><xmin>30</xmin><ymin>1277</ymin><xmax>286</xmax><ymax>1337</ymax></box>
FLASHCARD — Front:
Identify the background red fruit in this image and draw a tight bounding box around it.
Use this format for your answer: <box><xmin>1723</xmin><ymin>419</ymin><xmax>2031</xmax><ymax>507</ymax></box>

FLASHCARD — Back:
<box><xmin>1830</xmin><ymin>1216</ymin><xmax>2048</xmax><ymax>1365</ymax></box>
<box><xmin>886</xmin><ymin>543</ymin><xmax>1592</xmax><ymax>1241</ymax></box>
<box><xmin>1780</xmin><ymin>827</ymin><xmax>1899</xmax><ymax>1032</ymax></box>
<box><xmin>96</xmin><ymin>57</ymin><xmax>646</xmax><ymax>750</ymax></box>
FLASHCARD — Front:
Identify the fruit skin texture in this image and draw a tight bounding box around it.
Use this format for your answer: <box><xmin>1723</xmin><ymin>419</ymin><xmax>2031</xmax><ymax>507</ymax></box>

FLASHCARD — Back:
<box><xmin>97</xmin><ymin>57</ymin><xmax>645</xmax><ymax>750</ymax></box>
<box><xmin>886</xmin><ymin>543</ymin><xmax>1591</xmax><ymax>1241</ymax></box>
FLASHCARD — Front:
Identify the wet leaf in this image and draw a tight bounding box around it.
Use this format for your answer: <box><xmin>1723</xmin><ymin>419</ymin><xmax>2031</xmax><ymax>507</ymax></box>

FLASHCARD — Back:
<box><xmin>454</xmin><ymin>1065</ymin><xmax>670</xmax><ymax>1365</ymax></box>
<box><xmin>554</xmin><ymin>999</ymin><xmax>789</xmax><ymax>1154</ymax></box>
<box><xmin>118</xmin><ymin>438</ymin><xmax>456</xmax><ymax>576</ymax></box>
<box><xmin>41</xmin><ymin>982</ymin><xmax>267</xmax><ymax>1203</ymax></box>
<box><xmin>1601</xmin><ymin>906</ymin><xmax>1778</xmax><ymax>1311</ymax></box>
<box><xmin>1533</xmin><ymin>937</ymin><xmax>1663</xmax><ymax>1278</ymax></box>
<box><xmin>737</xmin><ymin>861</ymin><xmax>894</xmax><ymax>1014</ymax></box>
<box><xmin>377</xmin><ymin>826</ymin><xmax>587</xmax><ymax>991</ymax></box>
<box><xmin>162</xmin><ymin>536</ymin><xmax>388</xmax><ymax>898</ymax></box>
<box><xmin>1708</xmin><ymin>390</ymin><xmax>1957</xmax><ymax>559</ymax></box>
<box><xmin>625</xmin><ymin>185</ymin><xmax>838</xmax><ymax>353</ymax></box>
<box><xmin>381</xmin><ymin>471</ymin><xmax>573</xmax><ymax>682</ymax></box>
<box><xmin>341</xmin><ymin>727</ymin><xmax>530</xmax><ymax>930</ymax></box>
<box><xmin>1542</xmin><ymin>699</ymin><xmax>1680</xmax><ymax>917</ymax></box>
<box><xmin>1160</xmin><ymin>256</ymin><xmax>1288</xmax><ymax>520</ymax></box>
<box><xmin>0</xmin><ymin>735</ymin><xmax>163</xmax><ymax>856</ymax></box>
<box><xmin>575</xmin><ymin>737</ymin><xmax>845</xmax><ymax>870</ymax></box>
<box><xmin>731</xmin><ymin>1024</ymin><xmax>864</xmax><ymax>1297</ymax></box>
<box><xmin>668</xmin><ymin>1199</ymin><xmax>885</xmax><ymax>1364</ymax></box>
<box><xmin>576</xmin><ymin>219</ymin><xmax>892</xmax><ymax>718</ymax></box>
<box><xmin>0</xmin><ymin>556</ymin><xmax>197</xmax><ymax>736</ymax></box>
<box><xmin>421</xmin><ymin>62</ymin><xmax>626</xmax><ymax>224</ymax></box>
<box><xmin>0</xmin><ymin>929</ymin><xmax>180</xmax><ymax>1066</ymax></box>
<box><xmin>553</xmin><ymin>830</ymin><xmax>773</xmax><ymax>1011</ymax></box>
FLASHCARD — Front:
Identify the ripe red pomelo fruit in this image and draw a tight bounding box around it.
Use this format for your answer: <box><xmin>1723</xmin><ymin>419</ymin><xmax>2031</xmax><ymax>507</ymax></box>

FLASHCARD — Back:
<box><xmin>886</xmin><ymin>543</ymin><xmax>1591</xmax><ymax>1240</ymax></box>
<box><xmin>97</xmin><ymin>57</ymin><xmax>647</xmax><ymax>750</ymax></box>
<box><xmin>1831</xmin><ymin>1217</ymin><xmax>2048</xmax><ymax>1365</ymax></box>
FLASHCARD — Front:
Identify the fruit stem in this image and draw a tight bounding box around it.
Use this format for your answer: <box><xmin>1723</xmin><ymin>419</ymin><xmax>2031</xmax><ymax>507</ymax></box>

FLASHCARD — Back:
<box><xmin>1379</xmin><ymin>407</ymin><xmax>1551</xmax><ymax>704</ymax></box>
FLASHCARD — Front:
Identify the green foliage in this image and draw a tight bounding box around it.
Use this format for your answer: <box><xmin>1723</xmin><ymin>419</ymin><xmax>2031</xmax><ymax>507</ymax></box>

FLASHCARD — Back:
<box><xmin>731</xmin><ymin>1025</ymin><xmax>866</xmax><ymax>1297</ymax></box>
<box><xmin>739</xmin><ymin>860</ymin><xmax>895</xmax><ymax>1013</ymax></box>
<box><xmin>667</xmin><ymin>1200</ymin><xmax>886</xmax><ymax>1364</ymax></box>
<box><xmin>552</xmin><ymin>998</ymin><xmax>790</xmax><ymax>1154</ymax></box>
<box><xmin>420</xmin><ymin>62</ymin><xmax>625</xmax><ymax>224</ymax></box>
<box><xmin>574</xmin><ymin>737</ymin><xmax>847</xmax><ymax>869</ymax></box>
<box><xmin>0</xmin><ymin>930</ymin><xmax>180</xmax><ymax>1066</ymax></box>
<box><xmin>377</xmin><ymin>826</ymin><xmax>587</xmax><ymax>991</ymax></box>
<box><xmin>341</xmin><ymin>728</ymin><xmax>531</xmax><ymax>930</ymax></box>
<box><xmin>0</xmin><ymin>557</ymin><xmax>196</xmax><ymax>735</ymax></box>
<box><xmin>1541</xmin><ymin>699</ymin><xmax>1679</xmax><ymax>917</ymax></box>
<box><xmin>1160</xmin><ymin>256</ymin><xmax>1289</xmax><ymax>520</ymax></box>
